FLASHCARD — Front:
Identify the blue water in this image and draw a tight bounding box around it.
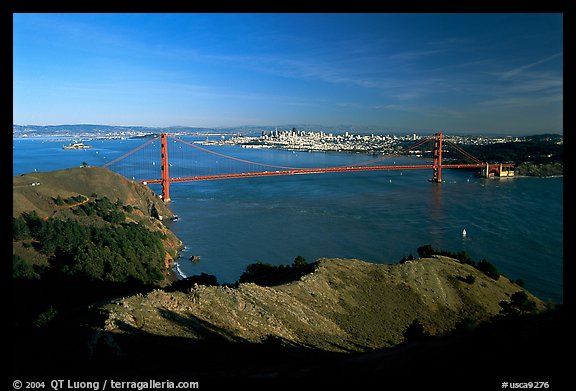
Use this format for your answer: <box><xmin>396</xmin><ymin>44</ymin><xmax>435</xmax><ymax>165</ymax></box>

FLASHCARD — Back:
<box><xmin>13</xmin><ymin>137</ymin><xmax>564</xmax><ymax>304</ymax></box>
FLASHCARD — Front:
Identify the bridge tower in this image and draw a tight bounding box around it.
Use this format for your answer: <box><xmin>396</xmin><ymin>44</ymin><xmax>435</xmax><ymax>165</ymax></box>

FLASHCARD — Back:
<box><xmin>432</xmin><ymin>132</ymin><xmax>443</xmax><ymax>183</ymax></box>
<box><xmin>160</xmin><ymin>133</ymin><xmax>171</xmax><ymax>202</ymax></box>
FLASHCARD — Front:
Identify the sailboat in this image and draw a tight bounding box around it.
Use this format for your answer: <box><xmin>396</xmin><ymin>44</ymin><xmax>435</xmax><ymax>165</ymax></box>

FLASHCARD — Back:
<box><xmin>462</xmin><ymin>229</ymin><xmax>467</xmax><ymax>238</ymax></box>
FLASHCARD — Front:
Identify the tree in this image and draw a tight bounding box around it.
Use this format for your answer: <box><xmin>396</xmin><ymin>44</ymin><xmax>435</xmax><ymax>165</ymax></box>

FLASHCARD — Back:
<box><xmin>53</xmin><ymin>195</ymin><xmax>65</xmax><ymax>205</ymax></box>
<box><xmin>456</xmin><ymin>250</ymin><xmax>475</xmax><ymax>266</ymax></box>
<box><xmin>500</xmin><ymin>291</ymin><xmax>537</xmax><ymax>316</ymax></box>
<box><xmin>476</xmin><ymin>259</ymin><xmax>499</xmax><ymax>279</ymax></box>
<box><xmin>239</xmin><ymin>261</ymin><xmax>277</xmax><ymax>283</ymax></box>
<box><xmin>12</xmin><ymin>217</ymin><xmax>30</xmax><ymax>240</ymax></box>
<box><xmin>103</xmin><ymin>210</ymin><xmax>125</xmax><ymax>224</ymax></box>
<box><xmin>13</xmin><ymin>254</ymin><xmax>39</xmax><ymax>279</ymax></box>
<box><xmin>417</xmin><ymin>244</ymin><xmax>435</xmax><ymax>258</ymax></box>
<box><xmin>293</xmin><ymin>255</ymin><xmax>307</xmax><ymax>268</ymax></box>
<box><xmin>22</xmin><ymin>211</ymin><xmax>44</xmax><ymax>237</ymax></box>
<box><xmin>404</xmin><ymin>319</ymin><xmax>429</xmax><ymax>343</ymax></box>
<box><xmin>71</xmin><ymin>242</ymin><xmax>107</xmax><ymax>280</ymax></box>
<box><xmin>32</xmin><ymin>306</ymin><xmax>58</xmax><ymax>328</ymax></box>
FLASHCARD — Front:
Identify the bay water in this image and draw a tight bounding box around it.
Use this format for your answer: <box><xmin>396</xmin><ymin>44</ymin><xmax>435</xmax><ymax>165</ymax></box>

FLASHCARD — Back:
<box><xmin>13</xmin><ymin>136</ymin><xmax>563</xmax><ymax>304</ymax></box>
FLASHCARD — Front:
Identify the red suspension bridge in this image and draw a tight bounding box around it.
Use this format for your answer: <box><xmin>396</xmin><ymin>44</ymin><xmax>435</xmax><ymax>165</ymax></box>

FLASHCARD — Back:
<box><xmin>103</xmin><ymin>132</ymin><xmax>514</xmax><ymax>202</ymax></box>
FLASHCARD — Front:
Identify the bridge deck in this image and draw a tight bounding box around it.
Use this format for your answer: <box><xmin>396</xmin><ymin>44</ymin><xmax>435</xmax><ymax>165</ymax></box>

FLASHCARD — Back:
<box><xmin>141</xmin><ymin>163</ymin><xmax>485</xmax><ymax>184</ymax></box>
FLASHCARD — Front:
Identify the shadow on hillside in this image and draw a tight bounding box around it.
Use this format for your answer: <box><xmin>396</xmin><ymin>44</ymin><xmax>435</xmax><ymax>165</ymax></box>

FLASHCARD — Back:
<box><xmin>11</xmin><ymin>304</ymin><xmax>349</xmax><ymax>385</ymax></box>
<box><xmin>11</xmin><ymin>300</ymin><xmax>566</xmax><ymax>389</ymax></box>
<box><xmin>12</xmin><ymin>275</ymin><xmax>156</xmax><ymax>326</ymax></box>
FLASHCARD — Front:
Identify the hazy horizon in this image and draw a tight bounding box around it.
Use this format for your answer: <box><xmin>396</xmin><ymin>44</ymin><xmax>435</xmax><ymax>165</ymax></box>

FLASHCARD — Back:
<box><xmin>12</xmin><ymin>122</ymin><xmax>563</xmax><ymax>138</ymax></box>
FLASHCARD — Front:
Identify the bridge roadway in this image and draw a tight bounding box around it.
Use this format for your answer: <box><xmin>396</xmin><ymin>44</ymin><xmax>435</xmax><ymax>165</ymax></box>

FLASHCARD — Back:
<box><xmin>141</xmin><ymin>163</ymin><xmax>485</xmax><ymax>184</ymax></box>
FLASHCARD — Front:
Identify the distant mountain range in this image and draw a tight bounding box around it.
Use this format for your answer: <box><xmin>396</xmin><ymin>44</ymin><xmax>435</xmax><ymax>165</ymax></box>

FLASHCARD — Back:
<box><xmin>13</xmin><ymin>124</ymin><xmax>212</xmax><ymax>137</ymax></box>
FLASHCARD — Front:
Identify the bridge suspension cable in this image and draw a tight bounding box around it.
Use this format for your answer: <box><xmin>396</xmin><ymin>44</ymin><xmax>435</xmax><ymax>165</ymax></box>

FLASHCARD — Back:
<box><xmin>169</xmin><ymin>133</ymin><xmax>452</xmax><ymax>171</ymax></box>
<box><xmin>348</xmin><ymin>137</ymin><xmax>435</xmax><ymax>167</ymax></box>
<box><xmin>168</xmin><ymin>135</ymin><xmax>303</xmax><ymax>171</ymax></box>
<box><xmin>443</xmin><ymin>140</ymin><xmax>483</xmax><ymax>164</ymax></box>
<box><xmin>102</xmin><ymin>132</ymin><xmax>494</xmax><ymax>202</ymax></box>
<box><xmin>103</xmin><ymin>135</ymin><xmax>161</xmax><ymax>168</ymax></box>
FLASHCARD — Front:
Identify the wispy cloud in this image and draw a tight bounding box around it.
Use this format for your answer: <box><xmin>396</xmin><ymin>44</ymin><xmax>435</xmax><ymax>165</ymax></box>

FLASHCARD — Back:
<box><xmin>500</xmin><ymin>53</ymin><xmax>562</xmax><ymax>80</ymax></box>
<box><xmin>388</xmin><ymin>49</ymin><xmax>449</xmax><ymax>62</ymax></box>
<box><xmin>480</xmin><ymin>65</ymin><xmax>563</xmax><ymax>108</ymax></box>
<box><xmin>387</xmin><ymin>35</ymin><xmax>475</xmax><ymax>63</ymax></box>
<box><xmin>427</xmin><ymin>37</ymin><xmax>476</xmax><ymax>47</ymax></box>
<box><xmin>373</xmin><ymin>103</ymin><xmax>467</xmax><ymax>119</ymax></box>
<box><xmin>479</xmin><ymin>93</ymin><xmax>563</xmax><ymax>108</ymax></box>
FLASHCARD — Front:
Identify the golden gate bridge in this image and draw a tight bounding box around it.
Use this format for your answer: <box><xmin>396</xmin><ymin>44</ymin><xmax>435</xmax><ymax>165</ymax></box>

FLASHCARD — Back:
<box><xmin>102</xmin><ymin>132</ymin><xmax>514</xmax><ymax>202</ymax></box>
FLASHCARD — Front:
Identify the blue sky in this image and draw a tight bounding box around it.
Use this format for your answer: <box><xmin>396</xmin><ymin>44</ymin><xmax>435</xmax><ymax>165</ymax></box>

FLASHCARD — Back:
<box><xmin>13</xmin><ymin>13</ymin><xmax>563</xmax><ymax>134</ymax></box>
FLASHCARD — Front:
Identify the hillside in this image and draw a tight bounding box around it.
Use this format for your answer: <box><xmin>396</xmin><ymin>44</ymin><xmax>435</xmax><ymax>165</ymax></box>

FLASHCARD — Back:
<box><xmin>13</xmin><ymin>165</ymin><xmax>173</xmax><ymax>220</ymax></box>
<box><xmin>12</xmin><ymin>254</ymin><xmax>560</xmax><ymax>388</ymax></box>
<box><xmin>13</xmin><ymin>166</ymin><xmax>181</xmax><ymax>274</ymax></box>
<box><xmin>101</xmin><ymin>257</ymin><xmax>545</xmax><ymax>353</ymax></box>
<box><xmin>12</xmin><ymin>166</ymin><xmax>185</xmax><ymax>342</ymax></box>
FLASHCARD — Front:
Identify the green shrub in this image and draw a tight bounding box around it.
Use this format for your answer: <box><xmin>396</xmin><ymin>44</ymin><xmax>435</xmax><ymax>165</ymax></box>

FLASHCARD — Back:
<box><xmin>32</xmin><ymin>306</ymin><xmax>58</xmax><ymax>328</ymax></box>
<box><xmin>500</xmin><ymin>291</ymin><xmax>537</xmax><ymax>316</ymax></box>
<box><xmin>417</xmin><ymin>245</ymin><xmax>434</xmax><ymax>258</ymax></box>
<box><xmin>239</xmin><ymin>262</ymin><xmax>280</xmax><ymax>283</ymax></box>
<box><xmin>399</xmin><ymin>254</ymin><xmax>415</xmax><ymax>263</ymax></box>
<box><xmin>14</xmin><ymin>212</ymin><xmax>166</xmax><ymax>285</ymax></box>
<box><xmin>239</xmin><ymin>257</ymin><xmax>313</xmax><ymax>285</ymax></box>
<box><xmin>293</xmin><ymin>255</ymin><xmax>308</xmax><ymax>268</ymax></box>
<box><xmin>13</xmin><ymin>254</ymin><xmax>40</xmax><ymax>280</ymax></box>
<box><xmin>414</xmin><ymin>245</ymin><xmax>500</xmax><ymax>279</ymax></box>
<box><xmin>53</xmin><ymin>195</ymin><xmax>65</xmax><ymax>205</ymax></box>
<box><xmin>404</xmin><ymin>319</ymin><xmax>429</xmax><ymax>343</ymax></box>
<box><xmin>416</xmin><ymin>245</ymin><xmax>474</xmax><ymax>266</ymax></box>
<box><xmin>476</xmin><ymin>259</ymin><xmax>499</xmax><ymax>279</ymax></box>
<box><xmin>13</xmin><ymin>217</ymin><xmax>30</xmax><ymax>240</ymax></box>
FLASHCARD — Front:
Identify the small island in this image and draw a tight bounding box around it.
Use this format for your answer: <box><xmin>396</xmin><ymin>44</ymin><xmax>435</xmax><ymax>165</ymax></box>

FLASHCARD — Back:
<box><xmin>63</xmin><ymin>142</ymin><xmax>93</xmax><ymax>150</ymax></box>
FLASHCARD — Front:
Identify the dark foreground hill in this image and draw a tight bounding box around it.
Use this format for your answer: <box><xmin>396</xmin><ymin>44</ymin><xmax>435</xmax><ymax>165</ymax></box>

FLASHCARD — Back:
<box><xmin>13</xmin><ymin>256</ymin><xmax>565</xmax><ymax>389</ymax></box>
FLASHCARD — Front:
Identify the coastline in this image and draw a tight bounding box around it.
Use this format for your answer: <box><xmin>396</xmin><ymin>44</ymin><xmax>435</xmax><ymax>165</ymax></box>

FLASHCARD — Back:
<box><xmin>172</xmin><ymin>260</ymin><xmax>188</xmax><ymax>280</ymax></box>
<box><xmin>513</xmin><ymin>174</ymin><xmax>563</xmax><ymax>178</ymax></box>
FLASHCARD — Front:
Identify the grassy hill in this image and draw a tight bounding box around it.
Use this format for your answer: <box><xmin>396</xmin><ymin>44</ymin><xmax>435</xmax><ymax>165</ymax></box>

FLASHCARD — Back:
<box><xmin>13</xmin><ymin>166</ymin><xmax>173</xmax><ymax>219</ymax></box>
<box><xmin>12</xmin><ymin>166</ymin><xmax>183</xmax><ymax>332</ymax></box>
<box><xmin>13</xmin><ymin>166</ymin><xmax>180</xmax><ymax>258</ymax></box>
